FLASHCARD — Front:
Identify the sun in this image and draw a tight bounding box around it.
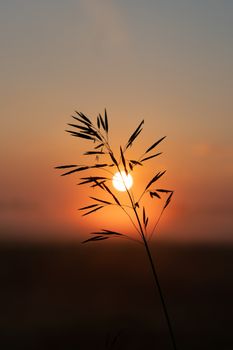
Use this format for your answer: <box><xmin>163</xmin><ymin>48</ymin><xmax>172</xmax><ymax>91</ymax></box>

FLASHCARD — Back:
<box><xmin>112</xmin><ymin>171</ymin><xmax>133</xmax><ymax>192</ymax></box>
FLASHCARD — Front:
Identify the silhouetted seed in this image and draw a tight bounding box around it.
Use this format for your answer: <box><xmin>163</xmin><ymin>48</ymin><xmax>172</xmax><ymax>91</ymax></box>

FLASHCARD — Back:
<box><xmin>94</xmin><ymin>143</ymin><xmax>104</xmax><ymax>149</ymax></box>
<box><xmin>145</xmin><ymin>171</ymin><xmax>166</xmax><ymax>190</ymax></box>
<box><xmin>65</xmin><ymin>130</ymin><xmax>94</xmax><ymax>140</ymax></box>
<box><xmin>150</xmin><ymin>192</ymin><xmax>161</xmax><ymax>199</ymax></box>
<box><xmin>130</xmin><ymin>160</ymin><xmax>142</xmax><ymax>166</ymax></box>
<box><xmin>55</xmin><ymin>164</ymin><xmax>77</xmax><ymax>169</ymax></box>
<box><xmin>99</xmin><ymin>113</ymin><xmax>106</xmax><ymax>131</ymax></box>
<box><xmin>102</xmin><ymin>183</ymin><xmax>121</xmax><ymax>206</ymax></box>
<box><xmin>91</xmin><ymin>180</ymin><xmax>107</xmax><ymax>189</ymax></box>
<box><xmin>163</xmin><ymin>192</ymin><xmax>173</xmax><ymax>209</ymax></box>
<box><xmin>91</xmin><ymin>163</ymin><xmax>108</xmax><ymax>168</ymax></box>
<box><xmin>80</xmin><ymin>176</ymin><xmax>108</xmax><ymax>180</ymax></box>
<box><xmin>90</xmin><ymin>197</ymin><xmax>111</xmax><ymax>205</ymax></box>
<box><xmin>145</xmin><ymin>136</ymin><xmax>166</xmax><ymax>154</ymax></box>
<box><xmin>67</xmin><ymin>123</ymin><xmax>90</xmax><ymax>132</ymax></box>
<box><xmin>78</xmin><ymin>179</ymin><xmax>94</xmax><ymax>185</ymax></box>
<box><xmin>104</xmin><ymin>108</ymin><xmax>109</xmax><ymax>133</ymax></box>
<box><xmin>86</xmin><ymin>130</ymin><xmax>102</xmax><ymax>140</ymax></box>
<box><xmin>143</xmin><ymin>207</ymin><xmax>146</xmax><ymax>226</ymax></box>
<box><xmin>102</xmin><ymin>229</ymin><xmax>123</xmax><ymax>235</ymax></box>
<box><xmin>156</xmin><ymin>189</ymin><xmax>172</xmax><ymax>193</ymax></box>
<box><xmin>141</xmin><ymin>152</ymin><xmax>162</xmax><ymax>162</ymax></box>
<box><xmin>97</xmin><ymin>115</ymin><xmax>100</xmax><ymax>129</ymax></box>
<box><xmin>109</xmin><ymin>152</ymin><xmax>118</xmax><ymax>166</ymax></box>
<box><xmin>91</xmin><ymin>230</ymin><xmax>123</xmax><ymax>236</ymax></box>
<box><xmin>126</xmin><ymin>120</ymin><xmax>144</xmax><ymax>149</ymax></box>
<box><xmin>78</xmin><ymin>176</ymin><xmax>108</xmax><ymax>185</ymax></box>
<box><xmin>75</xmin><ymin>111</ymin><xmax>92</xmax><ymax>125</ymax></box>
<box><xmin>61</xmin><ymin>166</ymin><xmax>89</xmax><ymax>176</ymax></box>
<box><xmin>84</xmin><ymin>151</ymin><xmax>105</xmax><ymax>155</ymax></box>
<box><xmin>82</xmin><ymin>205</ymin><xmax>104</xmax><ymax>216</ymax></box>
<box><xmin>120</xmin><ymin>146</ymin><xmax>128</xmax><ymax>175</ymax></box>
<box><xmin>82</xmin><ymin>235</ymin><xmax>109</xmax><ymax>243</ymax></box>
<box><xmin>79</xmin><ymin>204</ymin><xmax>99</xmax><ymax>211</ymax></box>
<box><xmin>71</xmin><ymin>115</ymin><xmax>92</xmax><ymax>127</ymax></box>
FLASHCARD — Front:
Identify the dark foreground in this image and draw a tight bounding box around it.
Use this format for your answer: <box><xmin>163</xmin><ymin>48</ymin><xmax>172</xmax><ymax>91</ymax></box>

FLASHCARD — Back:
<box><xmin>0</xmin><ymin>240</ymin><xmax>232</xmax><ymax>349</ymax></box>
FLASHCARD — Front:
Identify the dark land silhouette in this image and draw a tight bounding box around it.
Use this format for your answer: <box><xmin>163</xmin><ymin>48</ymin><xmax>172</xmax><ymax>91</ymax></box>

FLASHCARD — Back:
<box><xmin>0</xmin><ymin>239</ymin><xmax>232</xmax><ymax>349</ymax></box>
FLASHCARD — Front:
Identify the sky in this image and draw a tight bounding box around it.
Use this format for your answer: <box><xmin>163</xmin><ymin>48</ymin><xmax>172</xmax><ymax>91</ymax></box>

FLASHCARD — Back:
<box><xmin>0</xmin><ymin>0</ymin><xmax>232</xmax><ymax>243</ymax></box>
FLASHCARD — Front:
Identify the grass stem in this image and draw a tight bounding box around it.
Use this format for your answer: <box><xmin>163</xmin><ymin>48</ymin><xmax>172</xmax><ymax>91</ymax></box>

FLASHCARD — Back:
<box><xmin>57</xmin><ymin>111</ymin><xmax>178</xmax><ymax>349</ymax></box>
<box><xmin>141</xmin><ymin>235</ymin><xmax>178</xmax><ymax>350</ymax></box>
<box><xmin>117</xmin><ymin>165</ymin><xmax>178</xmax><ymax>350</ymax></box>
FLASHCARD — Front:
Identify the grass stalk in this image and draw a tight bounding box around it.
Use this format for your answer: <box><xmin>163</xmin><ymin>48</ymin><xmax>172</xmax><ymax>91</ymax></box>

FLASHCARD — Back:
<box><xmin>124</xmin><ymin>180</ymin><xmax>177</xmax><ymax>350</ymax></box>
<box><xmin>115</xmin><ymin>162</ymin><xmax>178</xmax><ymax>350</ymax></box>
<box><xmin>141</xmin><ymin>235</ymin><xmax>178</xmax><ymax>350</ymax></box>
<box><xmin>56</xmin><ymin>110</ymin><xmax>177</xmax><ymax>349</ymax></box>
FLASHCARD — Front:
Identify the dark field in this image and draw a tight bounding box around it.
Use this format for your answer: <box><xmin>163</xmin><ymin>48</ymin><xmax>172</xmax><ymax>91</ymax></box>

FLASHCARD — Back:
<box><xmin>0</xmin><ymin>240</ymin><xmax>232</xmax><ymax>349</ymax></box>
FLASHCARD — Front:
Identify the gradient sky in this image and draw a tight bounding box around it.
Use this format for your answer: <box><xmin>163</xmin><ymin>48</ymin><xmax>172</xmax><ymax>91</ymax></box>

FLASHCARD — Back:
<box><xmin>0</xmin><ymin>0</ymin><xmax>232</xmax><ymax>242</ymax></box>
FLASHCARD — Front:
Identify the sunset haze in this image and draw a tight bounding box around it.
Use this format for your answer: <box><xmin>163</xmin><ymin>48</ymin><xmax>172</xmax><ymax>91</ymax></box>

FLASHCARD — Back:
<box><xmin>1</xmin><ymin>0</ymin><xmax>232</xmax><ymax>243</ymax></box>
